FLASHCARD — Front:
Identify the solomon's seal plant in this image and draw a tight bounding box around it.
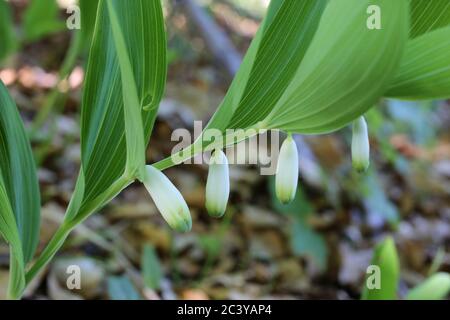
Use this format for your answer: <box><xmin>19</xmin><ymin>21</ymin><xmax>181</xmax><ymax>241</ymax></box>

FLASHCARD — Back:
<box><xmin>1</xmin><ymin>0</ymin><xmax>450</xmax><ymax>299</ymax></box>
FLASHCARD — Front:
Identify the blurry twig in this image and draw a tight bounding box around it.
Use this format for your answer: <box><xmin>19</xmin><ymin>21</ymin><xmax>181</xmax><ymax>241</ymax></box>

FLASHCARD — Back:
<box><xmin>179</xmin><ymin>0</ymin><xmax>242</xmax><ymax>77</ymax></box>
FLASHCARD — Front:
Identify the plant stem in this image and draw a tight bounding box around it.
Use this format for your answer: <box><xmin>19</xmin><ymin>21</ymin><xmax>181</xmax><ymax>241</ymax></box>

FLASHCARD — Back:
<box><xmin>24</xmin><ymin>175</ymin><xmax>132</xmax><ymax>290</ymax></box>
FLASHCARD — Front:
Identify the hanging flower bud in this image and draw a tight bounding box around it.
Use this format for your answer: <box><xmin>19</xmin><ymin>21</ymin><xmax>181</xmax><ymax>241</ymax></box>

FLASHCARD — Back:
<box><xmin>351</xmin><ymin>116</ymin><xmax>370</xmax><ymax>173</ymax></box>
<box><xmin>205</xmin><ymin>149</ymin><xmax>230</xmax><ymax>218</ymax></box>
<box><xmin>276</xmin><ymin>134</ymin><xmax>299</xmax><ymax>204</ymax></box>
<box><xmin>143</xmin><ymin>165</ymin><xmax>192</xmax><ymax>232</ymax></box>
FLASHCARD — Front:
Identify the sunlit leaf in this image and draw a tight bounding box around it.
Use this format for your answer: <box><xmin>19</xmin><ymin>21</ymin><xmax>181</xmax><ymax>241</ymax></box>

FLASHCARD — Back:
<box><xmin>362</xmin><ymin>237</ymin><xmax>400</xmax><ymax>300</ymax></box>
<box><xmin>386</xmin><ymin>26</ymin><xmax>450</xmax><ymax>100</ymax></box>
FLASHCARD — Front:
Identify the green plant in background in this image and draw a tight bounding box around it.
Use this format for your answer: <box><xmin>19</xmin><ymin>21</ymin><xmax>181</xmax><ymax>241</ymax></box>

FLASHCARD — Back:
<box><xmin>0</xmin><ymin>0</ymin><xmax>16</xmax><ymax>62</ymax></box>
<box><xmin>363</xmin><ymin>237</ymin><xmax>450</xmax><ymax>300</ymax></box>
<box><xmin>0</xmin><ymin>0</ymin><xmax>450</xmax><ymax>299</ymax></box>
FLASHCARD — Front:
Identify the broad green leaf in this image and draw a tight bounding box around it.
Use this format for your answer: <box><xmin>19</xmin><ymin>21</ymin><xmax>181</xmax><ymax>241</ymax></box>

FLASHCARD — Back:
<box><xmin>0</xmin><ymin>81</ymin><xmax>40</xmax><ymax>297</ymax></box>
<box><xmin>141</xmin><ymin>244</ymin><xmax>162</xmax><ymax>290</ymax></box>
<box><xmin>0</xmin><ymin>81</ymin><xmax>40</xmax><ymax>264</ymax></box>
<box><xmin>226</xmin><ymin>0</ymin><xmax>329</xmax><ymax>130</ymax></box>
<box><xmin>77</xmin><ymin>0</ymin><xmax>166</xmax><ymax>211</ymax></box>
<box><xmin>205</xmin><ymin>0</ymin><xmax>328</xmax><ymax>133</ymax></box>
<box><xmin>79</xmin><ymin>0</ymin><xmax>100</xmax><ymax>47</ymax></box>
<box><xmin>291</xmin><ymin>219</ymin><xmax>328</xmax><ymax>271</ymax></box>
<box><xmin>107</xmin><ymin>276</ymin><xmax>141</xmax><ymax>300</ymax></box>
<box><xmin>410</xmin><ymin>0</ymin><xmax>450</xmax><ymax>38</ymax></box>
<box><xmin>386</xmin><ymin>26</ymin><xmax>450</xmax><ymax>100</ymax></box>
<box><xmin>0</xmin><ymin>0</ymin><xmax>16</xmax><ymax>61</ymax></box>
<box><xmin>23</xmin><ymin>0</ymin><xmax>65</xmax><ymax>41</ymax></box>
<box><xmin>154</xmin><ymin>0</ymin><xmax>328</xmax><ymax>168</ymax></box>
<box><xmin>265</xmin><ymin>0</ymin><xmax>409</xmax><ymax>134</ymax></box>
<box><xmin>406</xmin><ymin>273</ymin><xmax>450</xmax><ymax>300</ymax></box>
<box><xmin>362</xmin><ymin>237</ymin><xmax>400</xmax><ymax>300</ymax></box>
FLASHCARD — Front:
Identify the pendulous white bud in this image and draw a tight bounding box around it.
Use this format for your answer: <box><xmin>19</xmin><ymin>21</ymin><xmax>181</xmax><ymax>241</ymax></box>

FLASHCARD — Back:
<box><xmin>205</xmin><ymin>149</ymin><xmax>230</xmax><ymax>218</ymax></box>
<box><xmin>351</xmin><ymin>116</ymin><xmax>370</xmax><ymax>173</ymax></box>
<box><xmin>275</xmin><ymin>134</ymin><xmax>299</xmax><ymax>204</ymax></box>
<box><xmin>143</xmin><ymin>165</ymin><xmax>192</xmax><ymax>232</ymax></box>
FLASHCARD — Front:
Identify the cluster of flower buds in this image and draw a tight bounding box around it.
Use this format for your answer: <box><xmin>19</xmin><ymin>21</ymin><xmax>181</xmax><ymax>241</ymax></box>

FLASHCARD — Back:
<box><xmin>351</xmin><ymin>116</ymin><xmax>370</xmax><ymax>173</ymax></box>
<box><xmin>143</xmin><ymin>149</ymin><xmax>231</xmax><ymax>232</ymax></box>
<box><xmin>145</xmin><ymin>122</ymin><xmax>370</xmax><ymax>231</ymax></box>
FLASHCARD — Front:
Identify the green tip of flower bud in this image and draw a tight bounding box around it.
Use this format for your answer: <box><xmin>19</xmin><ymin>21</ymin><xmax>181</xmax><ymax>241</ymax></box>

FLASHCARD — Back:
<box><xmin>205</xmin><ymin>149</ymin><xmax>230</xmax><ymax>218</ymax></box>
<box><xmin>275</xmin><ymin>135</ymin><xmax>299</xmax><ymax>204</ymax></box>
<box><xmin>143</xmin><ymin>165</ymin><xmax>192</xmax><ymax>232</ymax></box>
<box><xmin>351</xmin><ymin>116</ymin><xmax>370</xmax><ymax>173</ymax></box>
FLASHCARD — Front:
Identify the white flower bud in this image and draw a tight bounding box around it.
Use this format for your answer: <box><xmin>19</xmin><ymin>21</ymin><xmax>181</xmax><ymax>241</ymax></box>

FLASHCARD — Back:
<box><xmin>143</xmin><ymin>165</ymin><xmax>192</xmax><ymax>232</ymax></box>
<box><xmin>352</xmin><ymin>116</ymin><xmax>370</xmax><ymax>173</ymax></box>
<box><xmin>276</xmin><ymin>135</ymin><xmax>299</xmax><ymax>204</ymax></box>
<box><xmin>205</xmin><ymin>149</ymin><xmax>230</xmax><ymax>218</ymax></box>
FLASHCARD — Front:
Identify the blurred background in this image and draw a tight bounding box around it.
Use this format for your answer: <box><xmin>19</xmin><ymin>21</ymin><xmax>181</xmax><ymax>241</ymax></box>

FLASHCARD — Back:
<box><xmin>0</xmin><ymin>0</ymin><xmax>449</xmax><ymax>300</ymax></box>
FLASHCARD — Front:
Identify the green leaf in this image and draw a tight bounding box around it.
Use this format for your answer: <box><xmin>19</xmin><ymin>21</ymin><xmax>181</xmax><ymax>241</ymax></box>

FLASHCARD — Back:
<box><xmin>0</xmin><ymin>181</ymin><xmax>25</xmax><ymax>298</ymax></box>
<box><xmin>362</xmin><ymin>237</ymin><xmax>400</xmax><ymax>300</ymax></box>
<box><xmin>406</xmin><ymin>272</ymin><xmax>450</xmax><ymax>300</ymax></box>
<box><xmin>0</xmin><ymin>81</ymin><xmax>40</xmax><ymax>264</ymax></box>
<box><xmin>386</xmin><ymin>26</ymin><xmax>450</xmax><ymax>100</ymax></box>
<box><xmin>141</xmin><ymin>244</ymin><xmax>162</xmax><ymax>290</ymax></box>
<box><xmin>107</xmin><ymin>276</ymin><xmax>141</xmax><ymax>300</ymax></box>
<box><xmin>265</xmin><ymin>0</ymin><xmax>409</xmax><ymax>134</ymax></box>
<box><xmin>0</xmin><ymin>0</ymin><xmax>16</xmax><ymax>62</ymax></box>
<box><xmin>23</xmin><ymin>0</ymin><xmax>66</xmax><ymax>42</ymax></box>
<box><xmin>410</xmin><ymin>0</ymin><xmax>450</xmax><ymax>38</ymax></box>
<box><xmin>204</xmin><ymin>0</ymin><xmax>327</xmax><ymax>133</ymax></box>
<box><xmin>75</xmin><ymin>0</ymin><xmax>166</xmax><ymax>213</ymax></box>
<box><xmin>291</xmin><ymin>219</ymin><xmax>328</xmax><ymax>271</ymax></box>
